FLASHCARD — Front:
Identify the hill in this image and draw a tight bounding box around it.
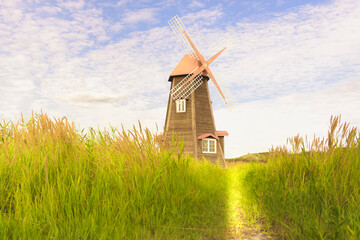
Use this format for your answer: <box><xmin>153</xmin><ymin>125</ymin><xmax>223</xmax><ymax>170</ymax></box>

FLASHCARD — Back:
<box><xmin>226</xmin><ymin>152</ymin><xmax>269</xmax><ymax>163</ymax></box>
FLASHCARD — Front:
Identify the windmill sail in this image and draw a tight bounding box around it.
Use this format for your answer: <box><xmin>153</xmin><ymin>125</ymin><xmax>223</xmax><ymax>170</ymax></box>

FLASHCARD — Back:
<box><xmin>207</xmin><ymin>72</ymin><xmax>236</xmax><ymax>109</ymax></box>
<box><xmin>168</xmin><ymin>15</ymin><xmax>236</xmax><ymax>109</ymax></box>
<box><xmin>168</xmin><ymin>15</ymin><xmax>199</xmax><ymax>61</ymax></box>
<box><xmin>204</xmin><ymin>33</ymin><xmax>233</xmax><ymax>60</ymax></box>
<box><xmin>171</xmin><ymin>69</ymin><xmax>204</xmax><ymax>99</ymax></box>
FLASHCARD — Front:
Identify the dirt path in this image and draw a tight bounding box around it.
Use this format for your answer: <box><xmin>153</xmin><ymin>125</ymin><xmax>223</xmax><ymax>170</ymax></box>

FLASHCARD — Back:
<box><xmin>224</xmin><ymin>165</ymin><xmax>274</xmax><ymax>240</ymax></box>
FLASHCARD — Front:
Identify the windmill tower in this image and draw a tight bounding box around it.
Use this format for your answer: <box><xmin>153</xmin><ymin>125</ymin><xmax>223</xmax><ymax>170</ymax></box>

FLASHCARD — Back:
<box><xmin>163</xmin><ymin>16</ymin><xmax>235</xmax><ymax>167</ymax></box>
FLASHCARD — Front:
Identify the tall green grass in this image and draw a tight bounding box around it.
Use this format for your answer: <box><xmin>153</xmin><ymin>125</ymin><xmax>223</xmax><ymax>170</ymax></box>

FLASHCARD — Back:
<box><xmin>241</xmin><ymin>116</ymin><xmax>360</xmax><ymax>239</ymax></box>
<box><xmin>0</xmin><ymin>113</ymin><xmax>228</xmax><ymax>239</ymax></box>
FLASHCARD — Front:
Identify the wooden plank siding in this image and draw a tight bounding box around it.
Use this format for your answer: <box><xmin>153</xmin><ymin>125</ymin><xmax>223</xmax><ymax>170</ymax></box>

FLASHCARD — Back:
<box><xmin>164</xmin><ymin>75</ymin><xmax>226</xmax><ymax>167</ymax></box>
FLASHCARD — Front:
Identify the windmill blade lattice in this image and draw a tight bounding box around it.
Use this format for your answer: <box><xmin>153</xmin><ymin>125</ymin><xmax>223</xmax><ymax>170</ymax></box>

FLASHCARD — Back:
<box><xmin>204</xmin><ymin>33</ymin><xmax>233</xmax><ymax>60</ymax></box>
<box><xmin>169</xmin><ymin>15</ymin><xmax>236</xmax><ymax>109</ymax></box>
<box><xmin>168</xmin><ymin>15</ymin><xmax>199</xmax><ymax>61</ymax></box>
<box><xmin>171</xmin><ymin>70</ymin><xmax>204</xmax><ymax>99</ymax></box>
<box><xmin>207</xmin><ymin>72</ymin><xmax>236</xmax><ymax>109</ymax></box>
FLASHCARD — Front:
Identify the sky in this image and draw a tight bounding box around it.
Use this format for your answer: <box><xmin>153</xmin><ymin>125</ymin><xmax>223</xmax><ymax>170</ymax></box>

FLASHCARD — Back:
<box><xmin>0</xmin><ymin>0</ymin><xmax>359</xmax><ymax>157</ymax></box>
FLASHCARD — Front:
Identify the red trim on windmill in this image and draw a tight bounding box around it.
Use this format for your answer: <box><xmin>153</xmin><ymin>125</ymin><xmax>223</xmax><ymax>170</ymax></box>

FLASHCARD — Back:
<box><xmin>216</xmin><ymin>131</ymin><xmax>229</xmax><ymax>137</ymax></box>
<box><xmin>197</xmin><ymin>133</ymin><xmax>219</xmax><ymax>140</ymax></box>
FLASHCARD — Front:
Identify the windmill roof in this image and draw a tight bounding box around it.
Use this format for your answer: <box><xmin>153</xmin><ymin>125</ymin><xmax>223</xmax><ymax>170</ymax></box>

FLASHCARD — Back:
<box><xmin>169</xmin><ymin>54</ymin><xmax>207</xmax><ymax>81</ymax></box>
<box><xmin>216</xmin><ymin>131</ymin><xmax>229</xmax><ymax>137</ymax></box>
<box><xmin>197</xmin><ymin>133</ymin><xmax>219</xmax><ymax>140</ymax></box>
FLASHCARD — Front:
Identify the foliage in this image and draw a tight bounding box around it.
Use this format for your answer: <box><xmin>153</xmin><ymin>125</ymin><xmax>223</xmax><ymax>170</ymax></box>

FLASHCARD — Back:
<box><xmin>227</xmin><ymin>152</ymin><xmax>268</xmax><ymax>163</ymax></box>
<box><xmin>241</xmin><ymin>116</ymin><xmax>360</xmax><ymax>240</ymax></box>
<box><xmin>0</xmin><ymin>113</ymin><xmax>228</xmax><ymax>239</ymax></box>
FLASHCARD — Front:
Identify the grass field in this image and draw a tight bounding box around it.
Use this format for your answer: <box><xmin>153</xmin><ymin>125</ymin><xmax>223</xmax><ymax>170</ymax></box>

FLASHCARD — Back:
<box><xmin>0</xmin><ymin>113</ymin><xmax>228</xmax><ymax>239</ymax></box>
<box><xmin>240</xmin><ymin>116</ymin><xmax>360</xmax><ymax>239</ymax></box>
<box><xmin>1</xmin><ymin>113</ymin><xmax>358</xmax><ymax>239</ymax></box>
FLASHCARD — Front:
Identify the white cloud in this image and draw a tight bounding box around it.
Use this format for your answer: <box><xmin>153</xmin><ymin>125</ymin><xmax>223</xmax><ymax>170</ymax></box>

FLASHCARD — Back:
<box><xmin>182</xmin><ymin>6</ymin><xmax>223</xmax><ymax>26</ymax></box>
<box><xmin>0</xmin><ymin>0</ymin><xmax>359</xmax><ymax>159</ymax></box>
<box><xmin>238</xmin><ymin>1</ymin><xmax>267</xmax><ymax>12</ymax></box>
<box><xmin>276</xmin><ymin>0</ymin><xmax>285</xmax><ymax>6</ymax></box>
<box><xmin>122</xmin><ymin>8</ymin><xmax>159</xmax><ymax>24</ymax></box>
<box><xmin>36</xmin><ymin>6</ymin><xmax>62</xmax><ymax>14</ymax></box>
<box><xmin>0</xmin><ymin>8</ymin><xmax>23</xmax><ymax>23</ymax></box>
<box><xmin>188</xmin><ymin>0</ymin><xmax>205</xmax><ymax>8</ymax></box>
<box><xmin>0</xmin><ymin>0</ymin><xmax>22</xmax><ymax>8</ymax></box>
<box><xmin>66</xmin><ymin>93</ymin><xmax>127</xmax><ymax>104</ymax></box>
<box><xmin>117</xmin><ymin>0</ymin><xmax>132</xmax><ymax>7</ymax></box>
<box><xmin>216</xmin><ymin>0</ymin><xmax>360</xmax><ymax>104</ymax></box>
<box><xmin>215</xmin><ymin>77</ymin><xmax>360</xmax><ymax>158</ymax></box>
<box><xmin>58</xmin><ymin>0</ymin><xmax>85</xmax><ymax>11</ymax></box>
<box><xmin>109</xmin><ymin>22</ymin><xmax>124</xmax><ymax>32</ymax></box>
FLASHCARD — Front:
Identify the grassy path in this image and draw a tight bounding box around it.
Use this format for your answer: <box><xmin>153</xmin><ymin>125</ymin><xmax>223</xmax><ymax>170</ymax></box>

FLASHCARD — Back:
<box><xmin>224</xmin><ymin>165</ymin><xmax>273</xmax><ymax>240</ymax></box>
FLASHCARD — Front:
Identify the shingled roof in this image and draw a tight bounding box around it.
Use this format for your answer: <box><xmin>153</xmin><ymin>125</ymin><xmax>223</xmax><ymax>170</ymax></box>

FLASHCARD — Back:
<box><xmin>168</xmin><ymin>54</ymin><xmax>207</xmax><ymax>81</ymax></box>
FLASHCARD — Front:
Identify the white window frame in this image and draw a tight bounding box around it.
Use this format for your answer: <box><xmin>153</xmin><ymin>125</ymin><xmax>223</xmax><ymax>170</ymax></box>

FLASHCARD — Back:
<box><xmin>202</xmin><ymin>138</ymin><xmax>217</xmax><ymax>153</ymax></box>
<box><xmin>175</xmin><ymin>99</ymin><xmax>186</xmax><ymax>113</ymax></box>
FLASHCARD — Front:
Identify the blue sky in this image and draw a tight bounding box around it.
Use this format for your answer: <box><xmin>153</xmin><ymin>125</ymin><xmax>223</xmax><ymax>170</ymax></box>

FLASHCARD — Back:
<box><xmin>1</xmin><ymin>0</ymin><xmax>359</xmax><ymax>157</ymax></box>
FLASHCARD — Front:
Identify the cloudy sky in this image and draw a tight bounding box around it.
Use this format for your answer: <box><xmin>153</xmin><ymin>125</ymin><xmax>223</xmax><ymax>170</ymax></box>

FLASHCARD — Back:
<box><xmin>1</xmin><ymin>0</ymin><xmax>359</xmax><ymax>157</ymax></box>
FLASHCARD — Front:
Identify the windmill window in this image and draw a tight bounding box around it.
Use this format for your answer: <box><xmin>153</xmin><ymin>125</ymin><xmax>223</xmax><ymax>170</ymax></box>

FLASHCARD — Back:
<box><xmin>175</xmin><ymin>99</ymin><xmax>186</xmax><ymax>113</ymax></box>
<box><xmin>202</xmin><ymin>138</ymin><xmax>217</xmax><ymax>153</ymax></box>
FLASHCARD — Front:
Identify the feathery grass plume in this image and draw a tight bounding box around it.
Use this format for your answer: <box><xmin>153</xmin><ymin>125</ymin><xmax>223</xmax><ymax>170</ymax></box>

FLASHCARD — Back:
<box><xmin>0</xmin><ymin>113</ymin><xmax>228</xmax><ymax>239</ymax></box>
<box><xmin>241</xmin><ymin>115</ymin><xmax>360</xmax><ymax>240</ymax></box>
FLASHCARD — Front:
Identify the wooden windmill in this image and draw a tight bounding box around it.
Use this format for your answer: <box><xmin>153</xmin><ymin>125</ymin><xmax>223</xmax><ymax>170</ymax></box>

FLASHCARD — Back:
<box><xmin>163</xmin><ymin>16</ymin><xmax>235</xmax><ymax>167</ymax></box>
